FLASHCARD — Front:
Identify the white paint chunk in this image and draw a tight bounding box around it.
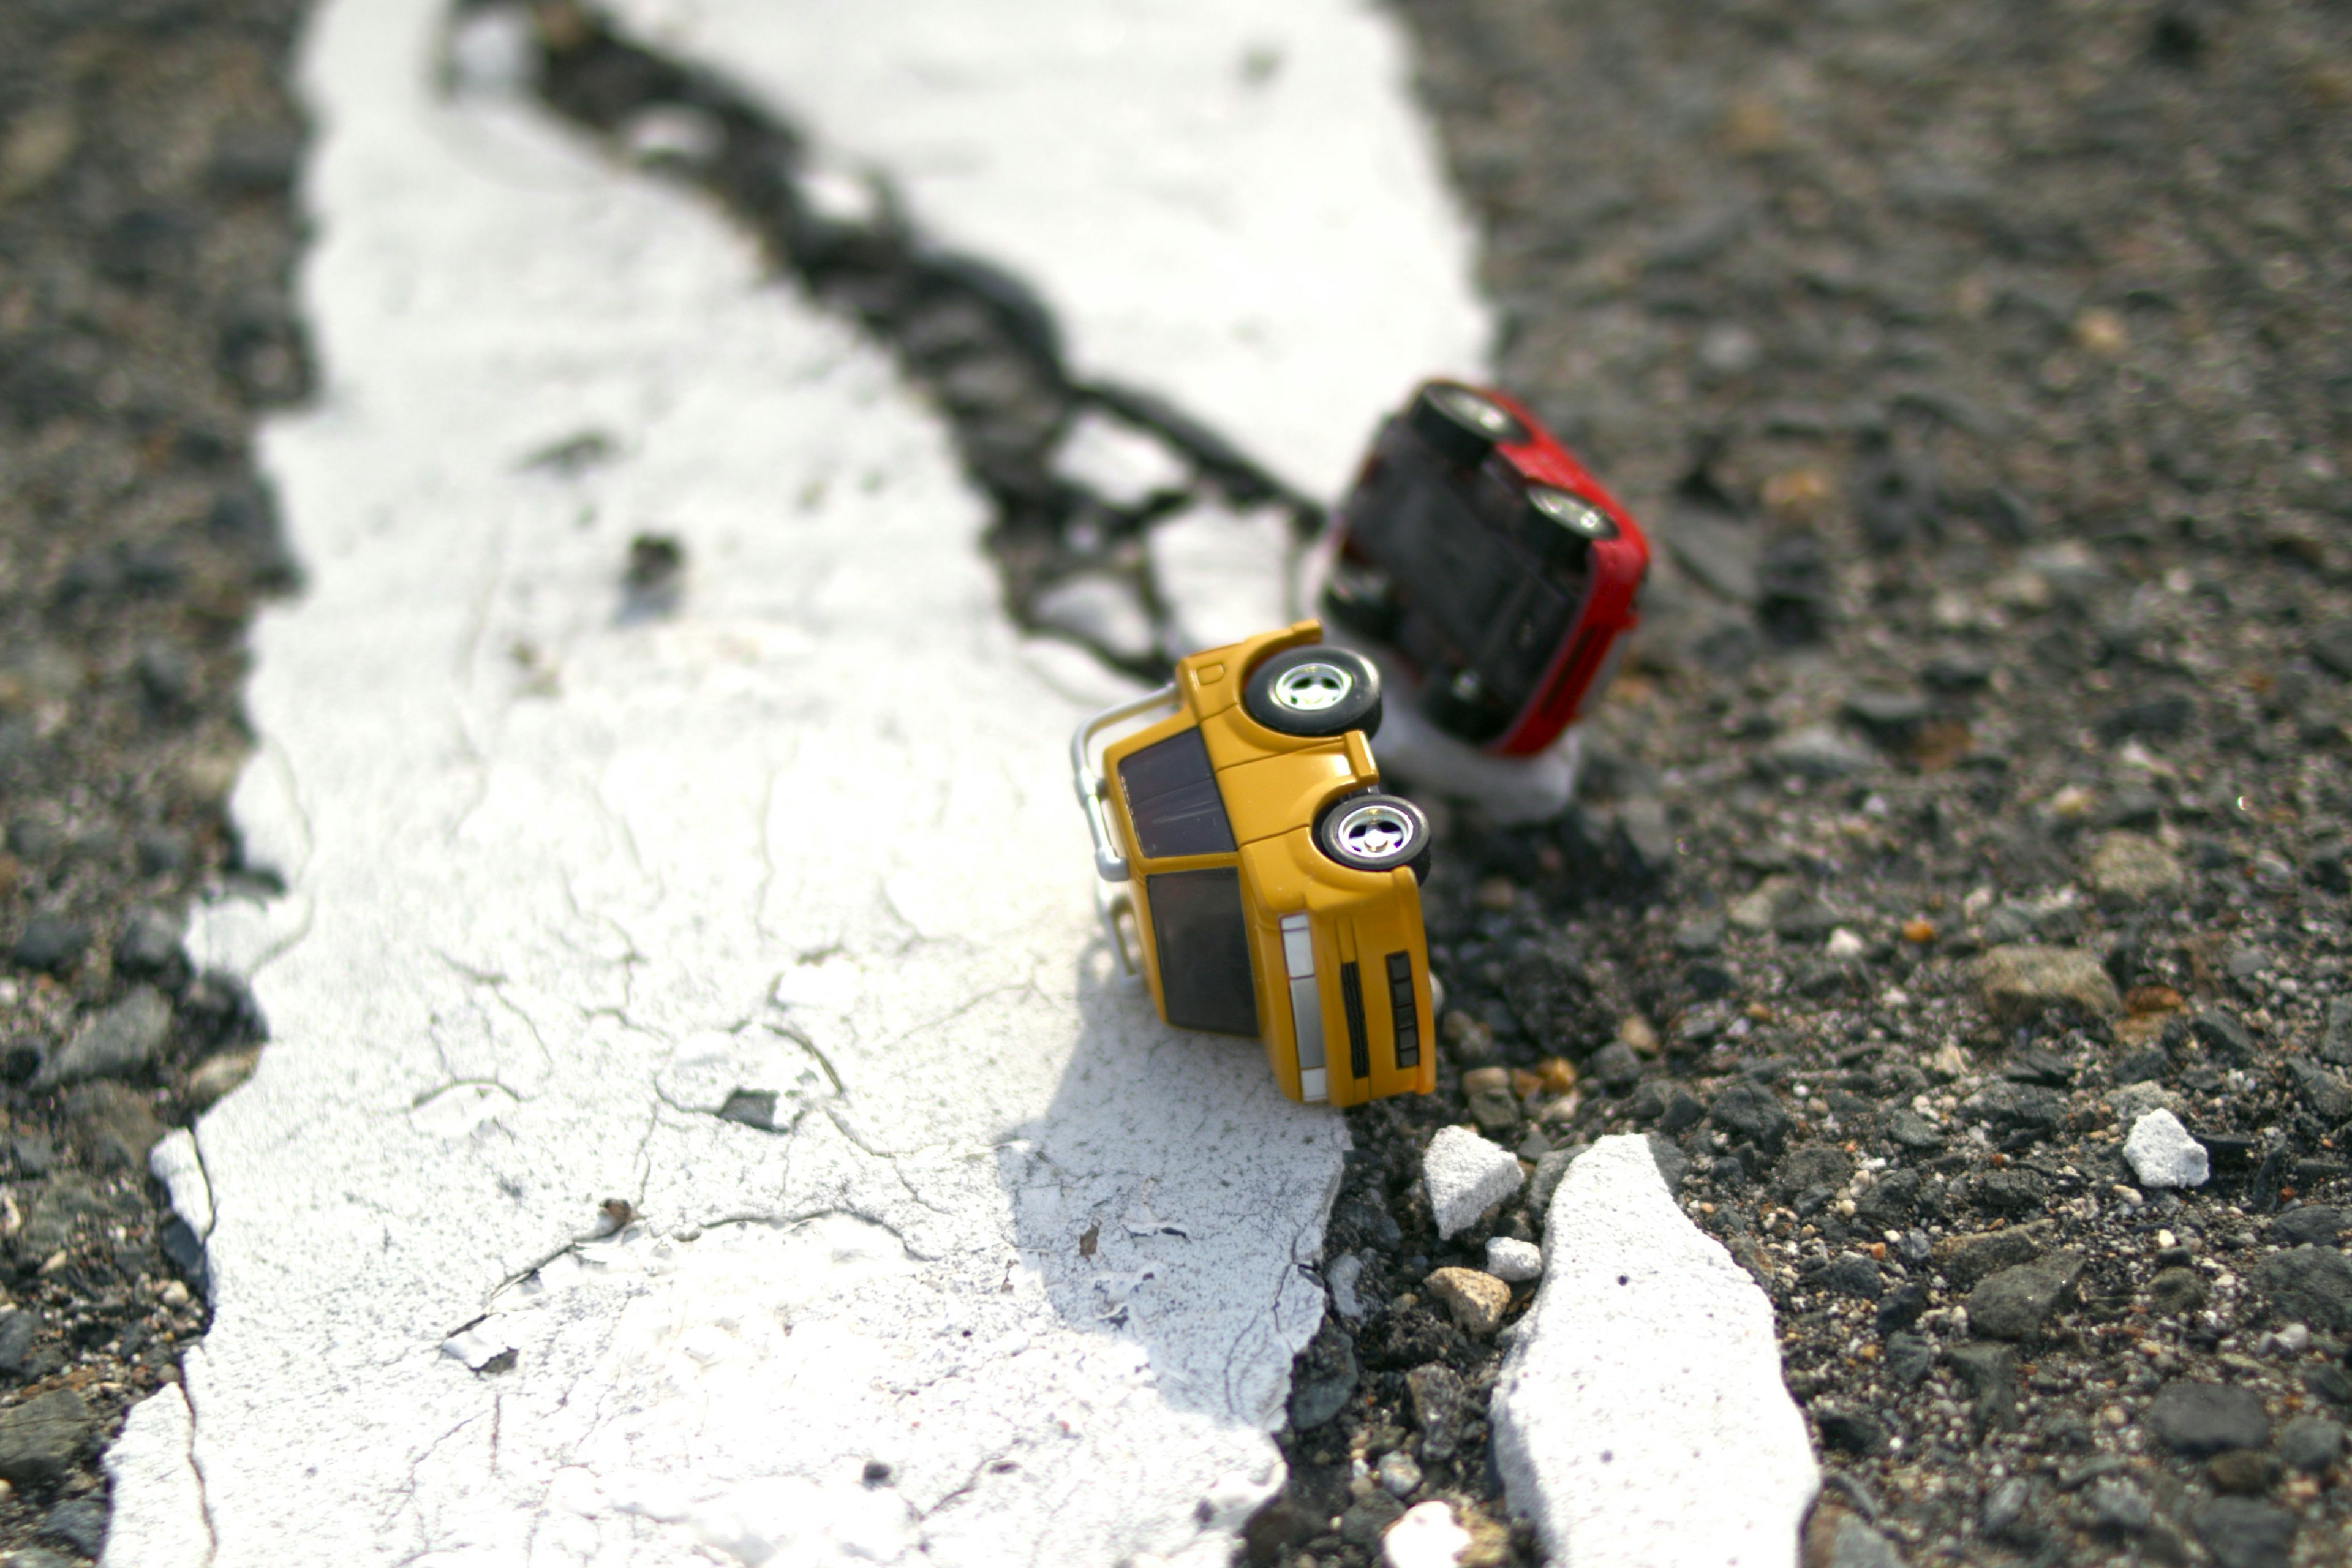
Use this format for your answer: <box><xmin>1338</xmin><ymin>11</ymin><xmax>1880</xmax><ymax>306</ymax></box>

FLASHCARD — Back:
<box><xmin>1491</xmin><ymin>1135</ymin><xmax>1818</xmax><ymax>1567</ymax></box>
<box><xmin>1424</xmin><ymin>1126</ymin><xmax>1523</xmax><ymax>1240</ymax></box>
<box><xmin>146</xmin><ymin>1128</ymin><xmax>213</xmax><ymax>1240</ymax></box>
<box><xmin>127</xmin><ymin>2</ymin><xmax>1383</xmax><ymax>1561</ymax></box>
<box><xmin>604</xmin><ymin>0</ymin><xmax>1490</xmax><ymax>498</ymax></box>
<box><xmin>1485</xmin><ymin>1236</ymin><xmax>1543</xmax><ymax>1283</ymax></box>
<box><xmin>1382</xmin><ymin>1499</ymin><xmax>1472</xmax><ymax>1568</ymax></box>
<box><xmin>99</xmin><ymin>1386</ymin><xmax>210</xmax><ymax>1568</ymax></box>
<box><xmin>2124</xmin><ymin>1109</ymin><xmax>2211</xmax><ymax>1189</ymax></box>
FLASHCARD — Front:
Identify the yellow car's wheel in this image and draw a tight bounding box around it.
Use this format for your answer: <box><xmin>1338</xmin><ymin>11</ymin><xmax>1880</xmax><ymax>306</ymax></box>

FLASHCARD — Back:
<box><xmin>1315</xmin><ymin>792</ymin><xmax>1431</xmax><ymax>881</ymax></box>
<box><xmin>1243</xmin><ymin>645</ymin><xmax>1382</xmax><ymax>739</ymax></box>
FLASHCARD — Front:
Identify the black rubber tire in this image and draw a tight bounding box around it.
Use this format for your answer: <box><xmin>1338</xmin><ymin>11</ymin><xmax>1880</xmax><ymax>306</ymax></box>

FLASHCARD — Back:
<box><xmin>1242</xmin><ymin>645</ymin><xmax>1382</xmax><ymax>739</ymax></box>
<box><xmin>1319</xmin><ymin>559</ymin><xmax>1403</xmax><ymax>643</ymax></box>
<box><xmin>1522</xmin><ymin>484</ymin><xmax>1618</xmax><ymax>567</ymax></box>
<box><xmin>1406</xmin><ymin>382</ymin><xmax>1526</xmax><ymax>467</ymax></box>
<box><xmin>1314</xmin><ymin>792</ymin><xmax>1433</xmax><ymax>880</ymax></box>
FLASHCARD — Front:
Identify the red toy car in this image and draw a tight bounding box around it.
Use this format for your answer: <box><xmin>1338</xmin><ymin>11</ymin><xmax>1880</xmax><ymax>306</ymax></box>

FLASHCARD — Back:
<box><xmin>1320</xmin><ymin>382</ymin><xmax>1650</xmax><ymax>757</ymax></box>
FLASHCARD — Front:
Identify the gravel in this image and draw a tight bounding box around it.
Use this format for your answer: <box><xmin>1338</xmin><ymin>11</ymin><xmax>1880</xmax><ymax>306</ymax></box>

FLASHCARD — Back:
<box><xmin>0</xmin><ymin>0</ymin><xmax>303</xmax><ymax>1547</ymax></box>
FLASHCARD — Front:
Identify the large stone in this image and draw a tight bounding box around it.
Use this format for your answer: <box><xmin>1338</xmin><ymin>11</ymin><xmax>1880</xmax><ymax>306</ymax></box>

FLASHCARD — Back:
<box><xmin>1708</xmin><ymin>1079</ymin><xmax>1791</xmax><ymax>1154</ymax></box>
<box><xmin>1491</xmin><ymin>1136</ymin><xmax>1817</xmax><ymax>1566</ymax></box>
<box><xmin>1975</xmin><ymin>944</ymin><xmax>2122</xmax><ymax>1024</ymax></box>
<box><xmin>1966</xmin><ymin>1251</ymin><xmax>2082</xmax><ymax>1340</ymax></box>
<box><xmin>2084</xmin><ymin>831</ymin><xmax>2184</xmax><ymax>907</ymax></box>
<box><xmin>0</xmin><ymin>1390</ymin><xmax>93</xmax><ymax>1486</ymax></box>
<box><xmin>2193</xmin><ymin>1498</ymin><xmax>2296</xmax><ymax>1568</ymax></box>
<box><xmin>2147</xmin><ymin>1382</ymin><xmax>2270</xmax><ymax>1455</ymax></box>
<box><xmin>2250</xmin><ymin>1246</ymin><xmax>2352</xmax><ymax>1331</ymax></box>
<box><xmin>32</xmin><ymin>987</ymin><xmax>173</xmax><ymax>1089</ymax></box>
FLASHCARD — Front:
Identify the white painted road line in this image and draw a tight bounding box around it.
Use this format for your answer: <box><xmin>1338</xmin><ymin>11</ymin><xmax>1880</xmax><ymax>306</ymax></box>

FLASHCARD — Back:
<box><xmin>83</xmin><ymin>0</ymin><xmax>1529</xmax><ymax>1558</ymax></box>
<box><xmin>603</xmin><ymin>0</ymin><xmax>1491</xmax><ymax>499</ymax></box>
<box><xmin>1491</xmin><ymin>1137</ymin><xmax>1819</xmax><ymax>1567</ymax></box>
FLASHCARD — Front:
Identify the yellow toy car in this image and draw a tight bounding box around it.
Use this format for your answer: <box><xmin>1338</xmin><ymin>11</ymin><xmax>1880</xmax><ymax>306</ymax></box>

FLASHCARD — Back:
<box><xmin>1073</xmin><ymin>622</ymin><xmax>1437</xmax><ymax>1107</ymax></box>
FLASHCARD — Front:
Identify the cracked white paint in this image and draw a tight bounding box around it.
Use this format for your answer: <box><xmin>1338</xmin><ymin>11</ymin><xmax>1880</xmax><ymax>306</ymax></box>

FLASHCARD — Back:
<box><xmin>100</xmin><ymin>1384</ymin><xmax>211</xmax><ymax>1568</ymax></box>
<box><xmin>605</xmin><ymin>0</ymin><xmax>1491</xmax><ymax>499</ymax></box>
<box><xmin>90</xmin><ymin>0</ymin><xmax>1472</xmax><ymax>1559</ymax></box>
<box><xmin>1491</xmin><ymin>1136</ymin><xmax>1818</xmax><ymax>1567</ymax></box>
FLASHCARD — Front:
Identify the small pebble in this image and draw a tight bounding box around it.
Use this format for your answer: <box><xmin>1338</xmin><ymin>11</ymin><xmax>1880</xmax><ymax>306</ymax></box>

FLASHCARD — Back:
<box><xmin>1375</xmin><ymin>1450</ymin><xmax>1422</xmax><ymax>1498</ymax></box>
<box><xmin>1485</xmin><ymin>1237</ymin><xmax>1544</xmax><ymax>1283</ymax></box>
<box><xmin>1425</xmin><ymin>1267</ymin><xmax>1511</xmax><ymax>1336</ymax></box>
<box><xmin>1381</xmin><ymin>1499</ymin><xmax>1470</xmax><ymax>1568</ymax></box>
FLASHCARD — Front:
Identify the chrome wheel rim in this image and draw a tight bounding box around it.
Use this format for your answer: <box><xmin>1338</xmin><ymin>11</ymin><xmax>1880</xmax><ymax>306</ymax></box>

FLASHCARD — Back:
<box><xmin>1333</xmin><ymin>802</ymin><xmax>1415</xmax><ymax>861</ymax></box>
<box><xmin>1429</xmin><ymin>385</ymin><xmax>1520</xmax><ymax>440</ymax></box>
<box><xmin>1528</xmin><ymin>484</ymin><xmax>1617</xmax><ymax>541</ymax></box>
<box><xmin>1272</xmin><ymin>660</ymin><xmax>1354</xmax><ymax>713</ymax></box>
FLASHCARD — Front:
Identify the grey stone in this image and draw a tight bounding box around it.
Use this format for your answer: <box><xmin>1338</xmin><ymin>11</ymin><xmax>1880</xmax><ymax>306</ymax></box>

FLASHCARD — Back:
<box><xmin>1975</xmin><ymin>1167</ymin><xmax>2047</xmax><ymax>1213</ymax></box>
<box><xmin>114</xmin><ymin>906</ymin><xmax>186</xmax><ymax>979</ymax></box>
<box><xmin>1855</xmin><ymin>1170</ymin><xmax>1920</xmax><ymax>1231</ymax></box>
<box><xmin>1336</xmin><ymin>1490</ymin><xmax>1404</xmax><ymax>1549</ymax></box>
<box><xmin>2249</xmin><ymin>1245</ymin><xmax>2352</xmax><ymax>1330</ymax></box>
<box><xmin>1525</xmin><ymin>1147</ymin><xmax>1579</xmax><ymax>1233</ymax></box>
<box><xmin>2084</xmin><ymin>831</ymin><xmax>2185</xmax><ymax>907</ymax></box>
<box><xmin>1587</xmin><ymin>1041</ymin><xmax>1642</xmax><ymax>1091</ymax></box>
<box><xmin>1775</xmin><ymin>1144</ymin><xmax>1853</xmax><ymax>1200</ymax></box>
<box><xmin>1659</xmin><ymin>1088</ymin><xmax>1703</xmax><ymax>1133</ymax></box>
<box><xmin>2147</xmin><ymin>1266</ymin><xmax>2209</xmax><ymax>1316</ymax></box>
<box><xmin>1842</xmin><ymin>687</ymin><xmax>1929</xmax><ymax>734</ymax></box>
<box><xmin>1981</xmin><ymin>1476</ymin><xmax>2030</xmax><ymax>1539</ymax></box>
<box><xmin>2147</xmin><ymin>1381</ymin><xmax>2269</xmax><ymax>1455</ymax></box>
<box><xmin>2278</xmin><ymin>1415</ymin><xmax>2345</xmax><ymax>1472</ymax></box>
<box><xmin>1708</xmin><ymin>1079</ymin><xmax>1790</xmax><ymax>1154</ymax></box>
<box><xmin>1887</xmin><ymin>1110</ymin><xmax>1943</xmax><ymax>1150</ymax></box>
<box><xmin>2323</xmin><ymin>998</ymin><xmax>2352</xmax><ymax>1067</ymax></box>
<box><xmin>1286</xmin><ymin>1318</ymin><xmax>1356</xmax><ymax>1431</ymax></box>
<box><xmin>1618</xmin><ymin>797</ymin><xmax>1675</xmax><ymax>875</ymax></box>
<box><xmin>1961</xmin><ymin>1080</ymin><xmax>2064</xmax><ymax>1134</ymax></box>
<box><xmin>2286</xmin><ymin>1060</ymin><xmax>2352</xmax><ymax>1124</ymax></box>
<box><xmin>2192</xmin><ymin>1497</ymin><xmax>2296</xmax><ymax>1568</ymax></box>
<box><xmin>1646</xmin><ymin>1133</ymin><xmax>1688</xmax><ymax>1191</ymax></box>
<box><xmin>1374</xmin><ymin>1449</ymin><xmax>1421</xmax><ymax>1498</ymax></box>
<box><xmin>15</xmin><ymin>1178</ymin><xmax>102</xmax><ymax>1262</ymax></box>
<box><xmin>1942</xmin><ymin>1227</ymin><xmax>2046</xmax><ymax>1291</ymax></box>
<box><xmin>39</xmin><ymin>1496</ymin><xmax>107</xmax><ymax>1556</ymax></box>
<box><xmin>1816</xmin><ymin>1255</ymin><xmax>1882</xmax><ymax>1301</ymax></box>
<box><xmin>0</xmin><ymin>1311</ymin><xmax>34</xmax><ymax>1374</ymax></box>
<box><xmin>1672</xmin><ymin>916</ymin><xmax>1725</xmax><ymax>956</ymax></box>
<box><xmin>0</xmin><ymin>1389</ymin><xmax>93</xmax><ymax>1485</ymax></box>
<box><xmin>65</xmin><ymin>1082</ymin><xmax>165</xmax><ymax>1172</ymax></box>
<box><xmin>2084</xmin><ymin>1477</ymin><xmax>2151</xmax><ymax>1532</ymax></box>
<box><xmin>1768</xmin><ymin>725</ymin><xmax>1875</xmax><ymax>779</ymax></box>
<box><xmin>10</xmin><ymin>914</ymin><xmax>89</xmax><ymax>975</ymax></box>
<box><xmin>1813</xmin><ymin>1403</ymin><xmax>1885</xmax><ymax>1456</ymax></box>
<box><xmin>1967</xmin><ymin>1251</ymin><xmax>2082</xmax><ymax>1340</ymax></box>
<box><xmin>2269</xmin><ymin>1205</ymin><xmax>2350</xmax><ymax>1246</ymax></box>
<box><xmin>1404</xmin><ymin>1363</ymin><xmax>1465</xmax><ymax>1462</ymax></box>
<box><xmin>1975</xmin><ymin>944</ymin><xmax>2122</xmax><ymax>1023</ymax></box>
<box><xmin>1883</xmin><ymin>1333</ymin><xmax>1934</xmax><ymax>1387</ymax></box>
<box><xmin>1945</xmin><ymin>1342</ymin><xmax>2018</xmax><ymax>1433</ymax></box>
<box><xmin>33</xmin><ymin>987</ymin><xmax>173</xmax><ymax>1089</ymax></box>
